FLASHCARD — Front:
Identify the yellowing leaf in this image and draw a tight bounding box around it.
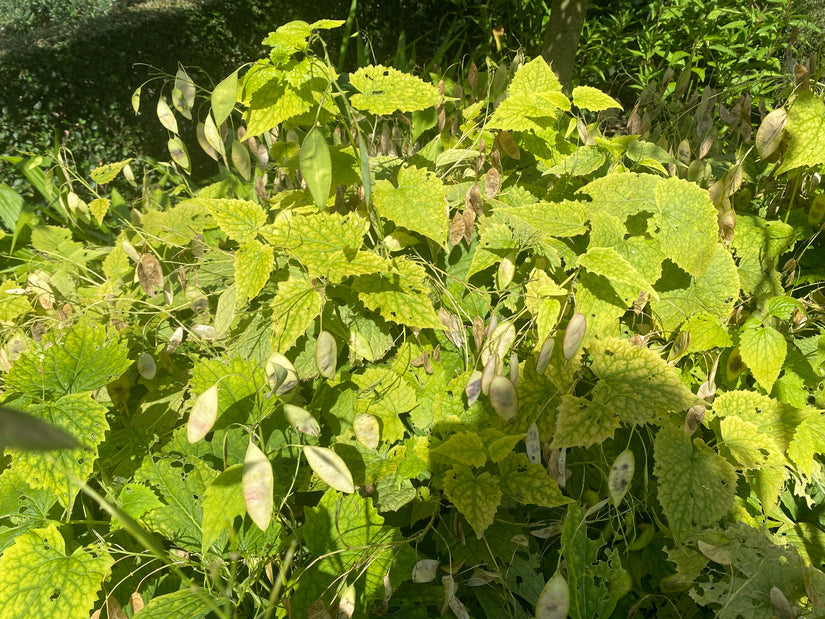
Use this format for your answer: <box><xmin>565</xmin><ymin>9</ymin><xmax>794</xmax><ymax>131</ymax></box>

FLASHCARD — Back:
<box><xmin>349</xmin><ymin>65</ymin><xmax>441</xmax><ymax>115</ymax></box>
<box><xmin>0</xmin><ymin>524</ymin><xmax>113</xmax><ymax>618</ymax></box>
<box><xmin>373</xmin><ymin>165</ymin><xmax>448</xmax><ymax>244</ymax></box>
<box><xmin>738</xmin><ymin>322</ymin><xmax>787</xmax><ymax>393</ymax></box>
<box><xmin>776</xmin><ymin>90</ymin><xmax>825</xmax><ymax>174</ymax></box>
<box><xmin>552</xmin><ymin>394</ymin><xmax>620</xmax><ymax>449</ymax></box>
<box><xmin>499</xmin><ymin>453</ymin><xmax>571</xmax><ymax>508</ymax></box>
<box><xmin>571</xmin><ymin>85</ymin><xmax>622</xmax><ymax>112</ymax></box>
<box><xmin>654</xmin><ymin>425</ymin><xmax>737</xmax><ymax>533</ymax></box>
<box><xmin>195</xmin><ymin>198</ymin><xmax>267</xmax><ymax>243</ymax></box>
<box><xmin>788</xmin><ymin>408</ymin><xmax>825</xmax><ymax>478</ymax></box>
<box><xmin>270</xmin><ymin>275</ymin><xmax>323</xmax><ymax>351</ymax></box>
<box><xmin>443</xmin><ymin>465</ymin><xmax>502</xmax><ymax>538</ymax></box>
<box><xmin>90</xmin><ymin>159</ymin><xmax>133</xmax><ymax>184</ymax></box>
<box><xmin>430</xmin><ymin>431</ymin><xmax>487</xmax><ymax>468</ymax></box>
<box><xmin>719</xmin><ymin>416</ymin><xmax>777</xmax><ymax>469</ymax></box>
<box><xmin>235</xmin><ymin>240</ymin><xmax>274</xmax><ymax>303</ymax></box>
<box><xmin>489</xmin><ymin>57</ymin><xmax>570</xmax><ymax>131</ymax></box>
<box><xmin>303</xmin><ymin>446</ymin><xmax>355</xmax><ymax>493</ymax></box>
<box><xmin>243</xmin><ymin>440</ymin><xmax>274</xmax><ymax>531</ymax></box>
<box><xmin>577</xmin><ymin>247</ymin><xmax>658</xmax><ymax>299</ymax></box>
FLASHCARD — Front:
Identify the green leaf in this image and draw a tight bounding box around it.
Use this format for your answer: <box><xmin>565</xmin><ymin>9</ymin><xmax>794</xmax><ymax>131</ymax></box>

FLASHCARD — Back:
<box><xmin>262</xmin><ymin>21</ymin><xmax>313</xmax><ymax>63</ymax></box>
<box><xmin>270</xmin><ymin>275</ymin><xmax>323</xmax><ymax>352</ymax></box>
<box><xmin>577</xmin><ymin>246</ymin><xmax>658</xmax><ymax>299</ymax></box>
<box><xmin>116</xmin><ymin>482</ymin><xmax>163</xmax><ymax>526</ymax></box>
<box><xmin>776</xmin><ymin>90</ymin><xmax>825</xmax><ymax>174</ymax></box>
<box><xmin>524</xmin><ymin>269</ymin><xmax>565</xmax><ymax>346</ymax></box>
<box><xmin>0</xmin><ymin>524</ymin><xmax>112</xmax><ymax>619</ymax></box>
<box><xmin>571</xmin><ymin>85</ymin><xmax>622</xmax><ymax>112</ymax></box>
<box><xmin>9</xmin><ymin>394</ymin><xmax>107</xmax><ymax>507</ymax></box>
<box><xmin>653</xmin><ymin>425</ymin><xmax>737</xmax><ymax>533</ymax></box>
<box><xmin>431</xmin><ymin>431</ymin><xmax>487</xmax><ymax>468</ymax></box>
<box><xmin>443</xmin><ymin>465</ymin><xmax>502</xmax><ymax>538</ymax></box>
<box><xmin>738</xmin><ymin>323</ymin><xmax>787</xmax><ymax>392</ymax></box>
<box><xmin>136</xmin><ymin>453</ymin><xmax>217</xmax><ymax>551</ymax></box>
<box><xmin>131</xmin><ymin>589</ymin><xmax>213</xmax><ymax>618</ymax></box>
<box><xmin>489</xmin><ymin>57</ymin><xmax>570</xmax><ymax>131</ymax></box>
<box><xmin>194</xmin><ymin>198</ymin><xmax>267</xmax><ymax>243</ymax></box>
<box><xmin>190</xmin><ymin>355</ymin><xmax>267</xmax><ymax>429</ymax></box>
<box><xmin>373</xmin><ymin>165</ymin><xmax>448</xmax><ymax>244</ymax></box>
<box><xmin>212</xmin><ymin>70</ymin><xmax>238</xmax><ymax>127</ymax></box>
<box><xmin>349</xmin><ymin>65</ymin><xmax>441</xmax><ymax>114</ymax></box>
<box><xmin>201</xmin><ymin>464</ymin><xmax>245</xmax><ymax>553</ymax></box>
<box><xmin>787</xmin><ymin>408</ymin><xmax>825</xmax><ymax>478</ymax></box>
<box><xmin>0</xmin><ymin>184</ymin><xmax>23</xmax><ymax>232</ymax></box>
<box><xmin>300</xmin><ymin>127</ymin><xmax>332</xmax><ymax>210</ymax></box>
<box><xmin>6</xmin><ymin>320</ymin><xmax>129</xmax><ymax>397</ymax></box>
<box><xmin>354</xmin><ymin>257</ymin><xmax>444</xmax><ymax>330</ymax></box>
<box><xmin>89</xmin><ymin>159</ymin><xmax>133</xmax><ymax>185</ymax></box>
<box><xmin>719</xmin><ymin>416</ymin><xmax>779</xmax><ymax>469</ymax></box>
<box><xmin>0</xmin><ymin>280</ymin><xmax>30</xmax><ymax>321</ymax></box>
<box><xmin>235</xmin><ymin>240</ymin><xmax>274</xmax><ymax>303</ymax></box>
<box><xmin>552</xmin><ymin>394</ymin><xmax>620</xmax><ymax>449</ymax></box>
<box><xmin>486</xmin><ymin>431</ymin><xmax>526</xmax><ymax>463</ymax></box>
<box><xmin>499</xmin><ymin>453</ymin><xmax>571</xmax><ymax>507</ymax></box>
<box><xmin>497</xmin><ymin>200</ymin><xmax>588</xmax><ymax>238</ymax></box>
<box><xmin>545</xmin><ymin>145</ymin><xmax>607</xmax><ymax>176</ymax></box>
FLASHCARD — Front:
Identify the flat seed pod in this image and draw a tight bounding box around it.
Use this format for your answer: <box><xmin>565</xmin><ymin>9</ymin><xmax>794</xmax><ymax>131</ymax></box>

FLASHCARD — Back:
<box><xmin>497</xmin><ymin>131</ymin><xmax>520</xmax><ymax>160</ymax></box>
<box><xmin>191</xmin><ymin>324</ymin><xmax>219</xmax><ymax>340</ymax></box>
<box><xmin>300</xmin><ymin>127</ymin><xmax>332</xmax><ymax>210</ymax></box>
<box><xmin>464</xmin><ymin>370</ymin><xmax>483</xmax><ymax>406</ymax></box>
<box><xmin>156</xmin><ymin>96</ymin><xmax>178</xmax><ymax>134</ymax></box>
<box><xmin>353</xmin><ymin>413</ymin><xmax>380</xmax><ymax>450</ymax></box>
<box><xmin>472</xmin><ymin>316</ymin><xmax>485</xmax><ymax>350</ymax></box>
<box><xmin>509</xmin><ymin>351</ymin><xmax>519</xmax><ymax>388</ymax></box>
<box><xmin>265</xmin><ymin>352</ymin><xmax>299</xmax><ymax>394</ymax></box>
<box><xmin>536</xmin><ymin>336</ymin><xmax>555</xmax><ymax>374</ymax></box>
<box><xmin>137</xmin><ymin>352</ymin><xmax>157</xmax><ymax>380</ymax></box>
<box><xmin>562</xmin><ymin>313</ymin><xmax>586</xmax><ymax>360</ymax></box>
<box><xmin>755</xmin><ymin>108</ymin><xmax>787</xmax><ymax>159</ymax></box>
<box><xmin>303</xmin><ymin>446</ymin><xmax>355</xmax><ymax>493</ymax></box>
<box><xmin>484</xmin><ymin>167</ymin><xmax>500</xmax><ymax>199</ymax></box>
<box><xmin>608</xmin><ymin>449</ymin><xmax>635</xmax><ymax>507</ymax></box>
<box><xmin>121</xmin><ymin>240</ymin><xmax>140</xmax><ymax>263</ymax></box>
<box><xmin>481</xmin><ymin>320</ymin><xmax>515</xmax><ymax>367</ymax></box>
<box><xmin>187</xmin><ymin>383</ymin><xmax>219</xmax><ymax>443</ymax></box>
<box><xmin>167</xmin><ymin>136</ymin><xmax>191</xmax><ymax>173</ymax></box>
<box><xmin>167</xmin><ymin>326</ymin><xmax>184</xmax><ymax>352</ymax></box>
<box><xmin>231</xmin><ymin>138</ymin><xmax>252</xmax><ymax>181</ymax></box>
<box><xmin>204</xmin><ymin>113</ymin><xmax>226</xmax><ymax>157</ymax></box>
<box><xmin>196</xmin><ymin>122</ymin><xmax>219</xmax><ymax>161</ymax></box>
<box><xmin>525</xmin><ymin>422</ymin><xmax>540</xmax><ymax>464</ymax></box>
<box><xmin>497</xmin><ymin>252</ymin><xmax>516</xmax><ymax>289</ymax></box>
<box><xmin>211</xmin><ymin>70</ymin><xmax>238</xmax><ymax>128</ymax></box>
<box><xmin>411</xmin><ymin>559</ymin><xmax>439</xmax><ymax>583</ymax></box>
<box><xmin>481</xmin><ymin>353</ymin><xmax>499</xmax><ymax>396</ymax></box>
<box><xmin>243</xmin><ymin>440</ymin><xmax>274</xmax><ymax>532</ymax></box>
<box><xmin>315</xmin><ymin>331</ymin><xmax>337</xmax><ymax>379</ymax></box>
<box><xmin>449</xmin><ymin>212</ymin><xmax>465</xmax><ymax>247</ymax></box>
<box><xmin>465</xmin><ymin>184</ymin><xmax>483</xmax><ymax>214</ymax></box>
<box><xmin>535</xmin><ymin>572</ymin><xmax>570</xmax><ymax>619</ymax></box>
<box><xmin>338</xmin><ymin>583</ymin><xmax>356</xmax><ymax>619</ymax></box>
<box><xmin>283</xmin><ymin>404</ymin><xmax>321</xmax><ymax>437</ymax></box>
<box><xmin>770</xmin><ymin>586</ymin><xmax>795</xmax><ymax>619</ymax></box>
<box><xmin>137</xmin><ymin>253</ymin><xmax>164</xmax><ymax>297</ymax></box>
<box><xmin>489</xmin><ymin>375</ymin><xmax>518</xmax><ymax>421</ymax></box>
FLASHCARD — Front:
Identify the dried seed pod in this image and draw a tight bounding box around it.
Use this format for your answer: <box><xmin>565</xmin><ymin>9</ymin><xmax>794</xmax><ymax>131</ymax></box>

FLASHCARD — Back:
<box><xmin>525</xmin><ymin>422</ymin><xmax>540</xmax><ymax>464</ymax></box>
<box><xmin>137</xmin><ymin>352</ymin><xmax>157</xmax><ymax>380</ymax></box>
<box><xmin>137</xmin><ymin>253</ymin><xmax>164</xmax><ymax>297</ymax></box>
<box><xmin>283</xmin><ymin>404</ymin><xmax>321</xmax><ymax>437</ymax></box>
<box><xmin>535</xmin><ymin>572</ymin><xmax>570</xmax><ymax>619</ymax></box>
<box><xmin>187</xmin><ymin>383</ymin><xmax>219</xmax><ymax>443</ymax></box>
<box><xmin>411</xmin><ymin>559</ymin><xmax>439</xmax><ymax>583</ymax></box>
<box><xmin>608</xmin><ymin>449</ymin><xmax>635</xmax><ymax>507</ymax></box>
<box><xmin>303</xmin><ymin>446</ymin><xmax>355</xmax><ymax>493</ymax></box>
<box><xmin>243</xmin><ymin>440</ymin><xmax>274</xmax><ymax>531</ymax></box>
<box><xmin>509</xmin><ymin>351</ymin><xmax>519</xmax><ymax>388</ymax></box>
<box><xmin>562</xmin><ymin>313</ymin><xmax>586</xmax><ymax>360</ymax></box>
<box><xmin>472</xmin><ymin>316</ymin><xmax>485</xmax><ymax>350</ymax></box>
<box><xmin>449</xmin><ymin>212</ymin><xmax>465</xmax><ymax>247</ymax></box>
<box><xmin>497</xmin><ymin>252</ymin><xmax>516</xmax><ymax>289</ymax></box>
<box><xmin>481</xmin><ymin>353</ymin><xmax>499</xmax><ymax>396</ymax></box>
<box><xmin>338</xmin><ymin>583</ymin><xmax>356</xmax><ymax>619</ymax></box>
<box><xmin>489</xmin><ymin>375</ymin><xmax>518</xmax><ymax>421</ymax></box>
<box><xmin>265</xmin><ymin>352</ymin><xmax>299</xmax><ymax>395</ymax></box>
<box><xmin>485</xmin><ymin>167</ymin><xmax>500</xmax><ymax>198</ymax></box>
<box><xmin>464</xmin><ymin>370</ymin><xmax>483</xmax><ymax>406</ymax></box>
<box><xmin>536</xmin><ymin>336</ymin><xmax>555</xmax><ymax>374</ymax></box>
<box><xmin>315</xmin><ymin>331</ymin><xmax>337</xmax><ymax>379</ymax></box>
<box><xmin>755</xmin><ymin>108</ymin><xmax>787</xmax><ymax>159</ymax></box>
<box><xmin>465</xmin><ymin>184</ymin><xmax>483</xmax><ymax>214</ymax></box>
<box><xmin>353</xmin><ymin>413</ymin><xmax>380</xmax><ymax>450</ymax></box>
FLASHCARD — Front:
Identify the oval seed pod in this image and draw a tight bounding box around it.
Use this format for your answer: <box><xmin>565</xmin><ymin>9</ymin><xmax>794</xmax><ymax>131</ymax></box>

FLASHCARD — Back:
<box><xmin>755</xmin><ymin>107</ymin><xmax>787</xmax><ymax>159</ymax></box>
<box><xmin>191</xmin><ymin>324</ymin><xmax>219</xmax><ymax>340</ymax></box>
<box><xmin>315</xmin><ymin>331</ymin><xmax>337</xmax><ymax>379</ymax></box>
<box><xmin>497</xmin><ymin>252</ymin><xmax>516</xmax><ymax>289</ymax></box>
<box><xmin>536</xmin><ymin>336</ymin><xmax>555</xmax><ymax>374</ymax></box>
<box><xmin>411</xmin><ymin>559</ymin><xmax>439</xmax><ymax>583</ymax></box>
<box><xmin>489</xmin><ymin>375</ymin><xmax>518</xmax><ymax>422</ymax></box>
<box><xmin>509</xmin><ymin>351</ymin><xmax>519</xmax><ymax>388</ymax></box>
<box><xmin>353</xmin><ymin>413</ymin><xmax>380</xmax><ymax>450</ymax></box>
<box><xmin>283</xmin><ymin>404</ymin><xmax>321</xmax><ymax>438</ymax></box>
<box><xmin>187</xmin><ymin>383</ymin><xmax>219</xmax><ymax>443</ymax></box>
<box><xmin>481</xmin><ymin>320</ymin><xmax>515</xmax><ymax>367</ymax></box>
<box><xmin>770</xmin><ymin>586</ymin><xmax>795</xmax><ymax>619</ymax></box>
<box><xmin>243</xmin><ymin>440</ymin><xmax>274</xmax><ymax>532</ymax></box>
<box><xmin>481</xmin><ymin>352</ymin><xmax>499</xmax><ymax>396</ymax></box>
<box><xmin>464</xmin><ymin>370</ymin><xmax>483</xmax><ymax>407</ymax></box>
<box><xmin>525</xmin><ymin>422</ymin><xmax>540</xmax><ymax>465</ymax></box>
<box><xmin>137</xmin><ymin>352</ymin><xmax>157</xmax><ymax>380</ymax></box>
<box><xmin>809</xmin><ymin>193</ymin><xmax>825</xmax><ymax>227</ymax></box>
<box><xmin>265</xmin><ymin>352</ymin><xmax>299</xmax><ymax>395</ymax></box>
<box><xmin>562</xmin><ymin>313</ymin><xmax>586</xmax><ymax>360</ymax></box>
<box><xmin>303</xmin><ymin>446</ymin><xmax>355</xmax><ymax>493</ymax></box>
<box><xmin>122</xmin><ymin>239</ymin><xmax>140</xmax><ymax>263</ymax></box>
<box><xmin>535</xmin><ymin>572</ymin><xmax>570</xmax><ymax>619</ymax></box>
<box><xmin>338</xmin><ymin>583</ymin><xmax>356</xmax><ymax>619</ymax></box>
<box><xmin>608</xmin><ymin>449</ymin><xmax>635</xmax><ymax>507</ymax></box>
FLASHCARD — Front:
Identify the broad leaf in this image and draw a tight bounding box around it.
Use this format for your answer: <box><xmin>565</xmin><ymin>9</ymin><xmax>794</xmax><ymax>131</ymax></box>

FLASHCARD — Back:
<box><xmin>373</xmin><ymin>165</ymin><xmax>448</xmax><ymax>244</ymax></box>
<box><xmin>197</xmin><ymin>198</ymin><xmax>267</xmax><ymax>243</ymax></box>
<box><xmin>738</xmin><ymin>322</ymin><xmax>787</xmax><ymax>393</ymax></box>
<box><xmin>430</xmin><ymin>431</ymin><xmax>487</xmax><ymax>468</ymax></box>
<box><xmin>349</xmin><ymin>65</ymin><xmax>441</xmax><ymax>114</ymax></box>
<box><xmin>776</xmin><ymin>90</ymin><xmax>825</xmax><ymax>174</ymax></box>
<box><xmin>489</xmin><ymin>57</ymin><xmax>570</xmax><ymax>131</ymax></box>
<box><xmin>235</xmin><ymin>239</ymin><xmax>274</xmax><ymax>303</ymax></box>
<box><xmin>442</xmin><ymin>465</ymin><xmax>502</xmax><ymax>538</ymax></box>
<box><xmin>270</xmin><ymin>275</ymin><xmax>323</xmax><ymax>352</ymax></box>
<box><xmin>499</xmin><ymin>453</ymin><xmax>571</xmax><ymax>508</ymax></box>
<box><xmin>201</xmin><ymin>464</ymin><xmax>245</xmax><ymax>553</ymax></box>
<box><xmin>571</xmin><ymin>86</ymin><xmax>622</xmax><ymax>112</ymax></box>
<box><xmin>577</xmin><ymin>246</ymin><xmax>658</xmax><ymax>299</ymax></box>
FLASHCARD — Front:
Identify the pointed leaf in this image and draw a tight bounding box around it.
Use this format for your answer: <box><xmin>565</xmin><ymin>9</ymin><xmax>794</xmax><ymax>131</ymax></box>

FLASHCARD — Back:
<box><xmin>270</xmin><ymin>275</ymin><xmax>323</xmax><ymax>351</ymax></box>
<box><xmin>443</xmin><ymin>466</ymin><xmax>501</xmax><ymax>538</ymax></box>
<box><xmin>738</xmin><ymin>323</ymin><xmax>787</xmax><ymax>392</ymax></box>
<box><xmin>430</xmin><ymin>431</ymin><xmax>487</xmax><ymax>468</ymax></box>
<box><xmin>235</xmin><ymin>240</ymin><xmax>274</xmax><ymax>303</ymax></box>
<box><xmin>349</xmin><ymin>64</ymin><xmax>441</xmax><ymax>114</ymax></box>
<box><xmin>201</xmin><ymin>464</ymin><xmax>245</xmax><ymax>553</ymax></box>
<box><xmin>572</xmin><ymin>86</ymin><xmax>621</xmax><ymax>112</ymax></box>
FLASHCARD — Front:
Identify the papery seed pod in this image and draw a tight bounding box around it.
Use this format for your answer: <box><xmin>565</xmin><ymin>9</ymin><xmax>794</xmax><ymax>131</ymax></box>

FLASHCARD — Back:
<box><xmin>667</xmin><ymin>330</ymin><xmax>691</xmax><ymax>362</ymax></box>
<box><xmin>411</xmin><ymin>559</ymin><xmax>439</xmax><ymax>583</ymax></box>
<box><xmin>166</xmin><ymin>326</ymin><xmax>184</xmax><ymax>352</ymax></box>
<box><xmin>755</xmin><ymin>108</ymin><xmax>787</xmax><ymax>159</ymax></box>
<box><xmin>472</xmin><ymin>316</ymin><xmax>485</xmax><ymax>350</ymax></box>
<box><xmin>509</xmin><ymin>351</ymin><xmax>519</xmax><ymax>388</ymax></box>
<box><xmin>465</xmin><ymin>370</ymin><xmax>483</xmax><ymax>406</ymax></box>
<box><xmin>608</xmin><ymin>449</ymin><xmax>635</xmax><ymax>507</ymax></box>
<box><xmin>303</xmin><ymin>445</ymin><xmax>355</xmax><ymax>493</ymax></box>
<box><xmin>191</xmin><ymin>324</ymin><xmax>218</xmax><ymax>340</ymax></box>
<box><xmin>562</xmin><ymin>313</ymin><xmax>586</xmax><ymax>360</ymax></box>
<box><xmin>449</xmin><ymin>212</ymin><xmax>465</xmax><ymax>247</ymax></box>
<box><xmin>535</xmin><ymin>572</ymin><xmax>570</xmax><ymax>619</ymax></box>
<box><xmin>137</xmin><ymin>253</ymin><xmax>164</xmax><ymax>297</ymax></box>
<box><xmin>481</xmin><ymin>320</ymin><xmax>515</xmax><ymax>367</ymax></box>
<box><xmin>265</xmin><ymin>352</ymin><xmax>299</xmax><ymax>395</ymax></box>
<box><xmin>497</xmin><ymin>252</ymin><xmax>516</xmax><ymax>289</ymax></box>
<box><xmin>485</xmin><ymin>167</ymin><xmax>500</xmax><ymax>199</ymax></box>
<box><xmin>353</xmin><ymin>413</ymin><xmax>380</xmax><ymax>450</ymax></box>
<box><xmin>137</xmin><ymin>352</ymin><xmax>157</xmax><ymax>380</ymax></box>
<box><xmin>684</xmin><ymin>405</ymin><xmax>706</xmax><ymax>436</ymax></box>
<box><xmin>315</xmin><ymin>331</ymin><xmax>337</xmax><ymax>379</ymax></box>
<box><xmin>489</xmin><ymin>375</ymin><xmax>518</xmax><ymax>421</ymax></box>
<box><xmin>466</xmin><ymin>184</ymin><xmax>483</xmax><ymax>214</ymax></box>
<box><xmin>481</xmin><ymin>353</ymin><xmax>499</xmax><ymax>396</ymax></box>
<box><xmin>536</xmin><ymin>336</ymin><xmax>555</xmax><ymax>374</ymax></box>
<box><xmin>122</xmin><ymin>240</ymin><xmax>141</xmax><ymax>263</ymax></box>
<box><xmin>770</xmin><ymin>586</ymin><xmax>795</xmax><ymax>619</ymax></box>
<box><xmin>243</xmin><ymin>440</ymin><xmax>274</xmax><ymax>531</ymax></box>
<box><xmin>338</xmin><ymin>583</ymin><xmax>356</xmax><ymax>619</ymax></box>
<box><xmin>526</xmin><ymin>422</ymin><xmax>540</xmax><ymax>464</ymax></box>
<box><xmin>187</xmin><ymin>383</ymin><xmax>219</xmax><ymax>443</ymax></box>
<box><xmin>283</xmin><ymin>404</ymin><xmax>321</xmax><ymax>437</ymax></box>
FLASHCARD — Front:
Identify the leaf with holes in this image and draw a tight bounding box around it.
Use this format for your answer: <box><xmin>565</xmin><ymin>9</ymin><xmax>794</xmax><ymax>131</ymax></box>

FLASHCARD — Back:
<box><xmin>349</xmin><ymin>65</ymin><xmax>441</xmax><ymax>115</ymax></box>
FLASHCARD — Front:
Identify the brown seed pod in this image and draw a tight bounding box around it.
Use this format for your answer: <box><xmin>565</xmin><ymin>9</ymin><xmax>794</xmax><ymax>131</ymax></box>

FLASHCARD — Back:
<box><xmin>489</xmin><ymin>375</ymin><xmax>518</xmax><ymax>421</ymax></box>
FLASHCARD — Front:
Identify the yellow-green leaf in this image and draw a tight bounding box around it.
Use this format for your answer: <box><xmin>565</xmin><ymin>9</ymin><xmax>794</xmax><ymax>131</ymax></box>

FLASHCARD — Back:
<box><xmin>235</xmin><ymin>240</ymin><xmax>274</xmax><ymax>303</ymax></box>
<box><xmin>373</xmin><ymin>165</ymin><xmax>449</xmax><ymax>244</ymax></box>
<box><xmin>90</xmin><ymin>159</ymin><xmax>133</xmax><ymax>184</ymax></box>
<box><xmin>191</xmin><ymin>198</ymin><xmax>266</xmax><ymax>243</ymax></box>
<box><xmin>270</xmin><ymin>275</ymin><xmax>323</xmax><ymax>351</ymax></box>
<box><xmin>430</xmin><ymin>431</ymin><xmax>487</xmax><ymax>468</ymax></box>
<box><xmin>442</xmin><ymin>466</ymin><xmax>502</xmax><ymax>538</ymax></box>
<box><xmin>489</xmin><ymin>57</ymin><xmax>570</xmax><ymax>131</ymax></box>
<box><xmin>201</xmin><ymin>464</ymin><xmax>245</xmax><ymax>553</ymax></box>
<box><xmin>776</xmin><ymin>90</ymin><xmax>825</xmax><ymax>174</ymax></box>
<box><xmin>571</xmin><ymin>85</ymin><xmax>622</xmax><ymax>112</ymax></box>
<box><xmin>88</xmin><ymin>198</ymin><xmax>110</xmax><ymax>226</ymax></box>
<box><xmin>212</xmin><ymin>70</ymin><xmax>238</xmax><ymax>128</ymax></box>
<box><xmin>577</xmin><ymin>246</ymin><xmax>658</xmax><ymax>299</ymax></box>
<box><xmin>738</xmin><ymin>322</ymin><xmax>787</xmax><ymax>393</ymax></box>
<box><xmin>349</xmin><ymin>64</ymin><xmax>441</xmax><ymax>115</ymax></box>
<box><xmin>300</xmin><ymin>127</ymin><xmax>332</xmax><ymax>210</ymax></box>
<box><xmin>499</xmin><ymin>453</ymin><xmax>571</xmax><ymax>508</ymax></box>
<box><xmin>0</xmin><ymin>524</ymin><xmax>112</xmax><ymax>619</ymax></box>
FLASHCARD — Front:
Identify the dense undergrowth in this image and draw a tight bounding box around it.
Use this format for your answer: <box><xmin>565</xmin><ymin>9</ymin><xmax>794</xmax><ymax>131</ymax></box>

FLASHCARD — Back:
<box><xmin>1</xmin><ymin>12</ymin><xmax>825</xmax><ymax>619</ymax></box>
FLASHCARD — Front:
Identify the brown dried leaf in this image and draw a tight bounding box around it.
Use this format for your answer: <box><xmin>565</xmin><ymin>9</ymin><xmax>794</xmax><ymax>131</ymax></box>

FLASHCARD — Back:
<box><xmin>468</xmin><ymin>61</ymin><xmax>479</xmax><ymax>94</ymax></box>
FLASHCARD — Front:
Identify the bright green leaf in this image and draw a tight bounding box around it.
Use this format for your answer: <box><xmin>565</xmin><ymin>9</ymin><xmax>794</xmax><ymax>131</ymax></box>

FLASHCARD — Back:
<box><xmin>373</xmin><ymin>165</ymin><xmax>448</xmax><ymax>244</ymax></box>
<box><xmin>571</xmin><ymin>85</ymin><xmax>622</xmax><ymax>112</ymax></box>
<box><xmin>89</xmin><ymin>159</ymin><xmax>133</xmax><ymax>185</ymax></box>
<box><xmin>489</xmin><ymin>57</ymin><xmax>570</xmax><ymax>131</ymax></box>
<box><xmin>300</xmin><ymin>127</ymin><xmax>332</xmax><ymax>209</ymax></box>
<box><xmin>270</xmin><ymin>275</ymin><xmax>323</xmax><ymax>351</ymax></box>
<box><xmin>350</xmin><ymin>65</ymin><xmax>441</xmax><ymax>115</ymax></box>
<box><xmin>235</xmin><ymin>240</ymin><xmax>274</xmax><ymax>303</ymax></box>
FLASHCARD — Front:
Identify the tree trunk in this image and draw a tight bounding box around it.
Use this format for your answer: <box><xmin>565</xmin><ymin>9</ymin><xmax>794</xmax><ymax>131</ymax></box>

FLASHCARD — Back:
<box><xmin>541</xmin><ymin>0</ymin><xmax>589</xmax><ymax>94</ymax></box>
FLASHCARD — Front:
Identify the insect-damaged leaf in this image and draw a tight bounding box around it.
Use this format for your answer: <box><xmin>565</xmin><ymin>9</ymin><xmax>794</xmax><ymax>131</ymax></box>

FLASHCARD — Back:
<box><xmin>303</xmin><ymin>446</ymin><xmax>355</xmax><ymax>493</ymax></box>
<box><xmin>243</xmin><ymin>440</ymin><xmax>274</xmax><ymax>531</ymax></box>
